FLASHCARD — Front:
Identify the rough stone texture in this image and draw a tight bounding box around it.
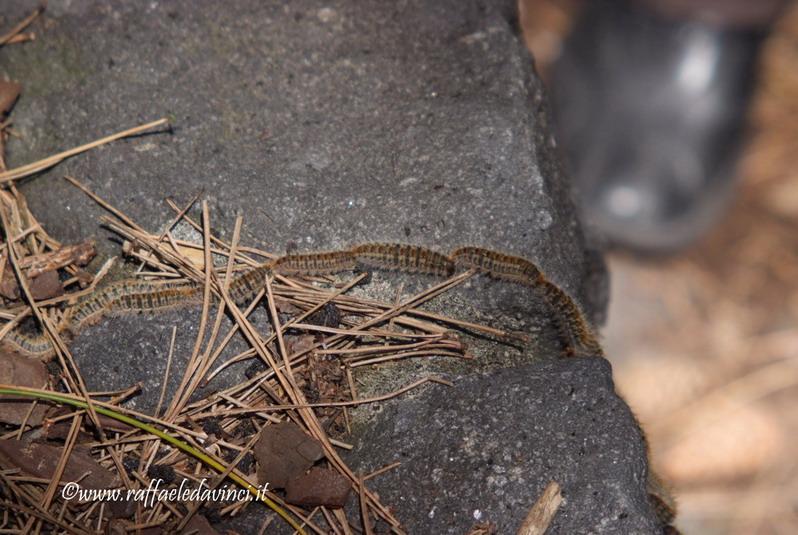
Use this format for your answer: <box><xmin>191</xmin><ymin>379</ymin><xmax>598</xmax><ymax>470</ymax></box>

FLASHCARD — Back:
<box><xmin>2</xmin><ymin>0</ymin><xmax>605</xmax><ymax>321</ymax></box>
<box><xmin>0</xmin><ymin>1</ymin><xmax>662</xmax><ymax>533</ymax></box>
<box><xmin>348</xmin><ymin>358</ymin><xmax>661</xmax><ymax>534</ymax></box>
<box><xmin>64</xmin><ymin>304</ymin><xmax>269</xmax><ymax>413</ymax></box>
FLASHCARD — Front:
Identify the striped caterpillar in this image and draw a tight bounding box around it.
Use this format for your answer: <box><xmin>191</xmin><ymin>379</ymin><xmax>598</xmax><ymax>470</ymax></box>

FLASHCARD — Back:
<box><xmin>1</xmin><ymin>243</ymin><xmax>601</xmax><ymax>360</ymax></box>
<box><xmin>449</xmin><ymin>247</ymin><xmax>602</xmax><ymax>357</ymax></box>
<box><xmin>272</xmin><ymin>251</ymin><xmax>357</xmax><ymax>275</ymax></box>
<box><xmin>353</xmin><ymin>243</ymin><xmax>455</xmax><ymax>277</ymax></box>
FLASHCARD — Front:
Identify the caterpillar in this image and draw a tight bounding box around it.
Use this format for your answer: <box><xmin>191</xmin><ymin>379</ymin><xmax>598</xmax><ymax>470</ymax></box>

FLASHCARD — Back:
<box><xmin>450</xmin><ymin>246</ymin><xmax>602</xmax><ymax>357</ymax></box>
<box><xmin>352</xmin><ymin>243</ymin><xmax>455</xmax><ymax>277</ymax></box>
<box><xmin>450</xmin><ymin>246</ymin><xmax>542</xmax><ymax>285</ymax></box>
<box><xmin>538</xmin><ymin>280</ymin><xmax>604</xmax><ymax>358</ymax></box>
<box><xmin>69</xmin><ymin>280</ymin><xmax>201</xmax><ymax>327</ymax></box>
<box><xmin>0</xmin><ymin>243</ymin><xmax>601</xmax><ymax>360</ymax></box>
<box><xmin>272</xmin><ymin>251</ymin><xmax>357</xmax><ymax>275</ymax></box>
<box><xmin>227</xmin><ymin>265</ymin><xmax>271</xmax><ymax>302</ymax></box>
<box><xmin>1</xmin><ymin>326</ymin><xmax>66</xmax><ymax>356</ymax></box>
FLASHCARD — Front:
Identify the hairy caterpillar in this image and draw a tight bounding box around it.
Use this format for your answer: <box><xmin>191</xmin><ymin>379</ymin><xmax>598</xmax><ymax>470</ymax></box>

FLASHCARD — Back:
<box><xmin>69</xmin><ymin>280</ymin><xmax>201</xmax><ymax>327</ymax></box>
<box><xmin>538</xmin><ymin>280</ymin><xmax>604</xmax><ymax>358</ymax></box>
<box><xmin>450</xmin><ymin>246</ymin><xmax>601</xmax><ymax>357</ymax></box>
<box><xmin>352</xmin><ymin>243</ymin><xmax>455</xmax><ymax>277</ymax></box>
<box><xmin>450</xmin><ymin>246</ymin><xmax>542</xmax><ymax>285</ymax></box>
<box><xmin>272</xmin><ymin>251</ymin><xmax>357</xmax><ymax>275</ymax></box>
<box><xmin>227</xmin><ymin>265</ymin><xmax>271</xmax><ymax>303</ymax></box>
<box><xmin>1</xmin><ymin>327</ymin><xmax>65</xmax><ymax>356</ymax></box>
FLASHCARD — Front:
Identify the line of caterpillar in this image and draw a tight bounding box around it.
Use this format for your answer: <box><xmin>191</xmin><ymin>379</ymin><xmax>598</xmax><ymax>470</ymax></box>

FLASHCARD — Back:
<box><xmin>0</xmin><ymin>241</ymin><xmax>675</xmax><ymax>528</ymax></box>
<box><xmin>0</xmin><ymin>243</ymin><xmax>601</xmax><ymax>360</ymax></box>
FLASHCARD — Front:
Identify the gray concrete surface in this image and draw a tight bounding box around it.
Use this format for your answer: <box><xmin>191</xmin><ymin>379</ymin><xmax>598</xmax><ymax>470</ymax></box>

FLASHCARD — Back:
<box><xmin>348</xmin><ymin>358</ymin><xmax>661</xmax><ymax>534</ymax></box>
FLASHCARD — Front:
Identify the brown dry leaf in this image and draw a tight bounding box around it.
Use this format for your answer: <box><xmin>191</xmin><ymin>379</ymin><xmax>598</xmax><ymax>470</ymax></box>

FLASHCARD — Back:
<box><xmin>274</xmin><ymin>296</ymin><xmax>302</xmax><ymax>315</ymax></box>
<box><xmin>254</xmin><ymin>421</ymin><xmax>324</xmax><ymax>489</ymax></box>
<box><xmin>28</xmin><ymin>269</ymin><xmax>63</xmax><ymax>300</ymax></box>
<box><xmin>0</xmin><ymin>80</ymin><xmax>21</xmax><ymax>116</ymax></box>
<box><xmin>0</xmin><ymin>257</ymin><xmax>19</xmax><ymax>300</ymax></box>
<box><xmin>285</xmin><ymin>466</ymin><xmax>352</xmax><ymax>508</ymax></box>
<box><xmin>0</xmin><ymin>440</ymin><xmax>121</xmax><ymax>490</ymax></box>
<box><xmin>286</xmin><ymin>334</ymin><xmax>316</xmax><ymax>355</ymax></box>
<box><xmin>0</xmin><ymin>349</ymin><xmax>49</xmax><ymax>426</ymax></box>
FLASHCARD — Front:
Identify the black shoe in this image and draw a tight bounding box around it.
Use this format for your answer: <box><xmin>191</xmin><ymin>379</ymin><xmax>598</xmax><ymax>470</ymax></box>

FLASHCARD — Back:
<box><xmin>549</xmin><ymin>0</ymin><xmax>769</xmax><ymax>252</ymax></box>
